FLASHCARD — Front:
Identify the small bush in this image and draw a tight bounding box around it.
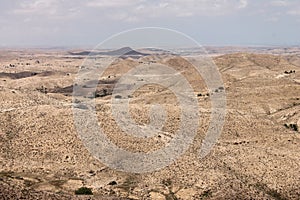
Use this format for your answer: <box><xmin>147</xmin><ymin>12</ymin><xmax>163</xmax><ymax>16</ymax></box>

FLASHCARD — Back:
<box><xmin>75</xmin><ymin>187</ymin><xmax>93</xmax><ymax>195</ymax></box>
<box><xmin>291</xmin><ymin>124</ymin><xmax>298</xmax><ymax>132</ymax></box>
<box><xmin>201</xmin><ymin>190</ymin><xmax>212</xmax><ymax>198</ymax></box>
<box><xmin>284</xmin><ymin>123</ymin><xmax>299</xmax><ymax>132</ymax></box>
<box><xmin>162</xmin><ymin>179</ymin><xmax>172</xmax><ymax>187</ymax></box>
<box><xmin>108</xmin><ymin>180</ymin><xmax>117</xmax><ymax>185</ymax></box>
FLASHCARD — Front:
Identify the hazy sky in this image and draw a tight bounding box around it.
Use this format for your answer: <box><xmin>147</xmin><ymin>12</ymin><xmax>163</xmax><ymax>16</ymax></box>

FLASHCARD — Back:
<box><xmin>0</xmin><ymin>0</ymin><xmax>300</xmax><ymax>47</ymax></box>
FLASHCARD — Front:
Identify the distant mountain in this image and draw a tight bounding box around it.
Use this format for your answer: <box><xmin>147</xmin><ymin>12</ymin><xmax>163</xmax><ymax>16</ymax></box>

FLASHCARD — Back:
<box><xmin>68</xmin><ymin>47</ymin><xmax>149</xmax><ymax>57</ymax></box>
<box><xmin>68</xmin><ymin>51</ymin><xmax>91</xmax><ymax>56</ymax></box>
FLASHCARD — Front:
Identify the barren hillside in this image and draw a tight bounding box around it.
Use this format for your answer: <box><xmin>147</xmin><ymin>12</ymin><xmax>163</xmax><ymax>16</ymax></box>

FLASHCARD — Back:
<box><xmin>0</xmin><ymin>50</ymin><xmax>299</xmax><ymax>199</ymax></box>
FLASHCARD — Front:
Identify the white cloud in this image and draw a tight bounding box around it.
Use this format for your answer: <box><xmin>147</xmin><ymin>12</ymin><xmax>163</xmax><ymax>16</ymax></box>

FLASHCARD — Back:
<box><xmin>265</xmin><ymin>16</ymin><xmax>280</xmax><ymax>22</ymax></box>
<box><xmin>8</xmin><ymin>0</ymin><xmax>249</xmax><ymax>23</ymax></box>
<box><xmin>86</xmin><ymin>0</ymin><xmax>139</xmax><ymax>8</ymax></box>
<box><xmin>270</xmin><ymin>0</ymin><xmax>290</xmax><ymax>7</ymax></box>
<box><xmin>268</xmin><ymin>0</ymin><xmax>300</xmax><ymax>17</ymax></box>
<box><xmin>12</xmin><ymin>0</ymin><xmax>58</xmax><ymax>15</ymax></box>
<box><xmin>84</xmin><ymin>0</ymin><xmax>249</xmax><ymax>22</ymax></box>
<box><xmin>11</xmin><ymin>0</ymin><xmax>81</xmax><ymax>20</ymax></box>
<box><xmin>264</xmin><ymin>11</ymin><xmax>282</xmax><ymax>22</ymax></box>
<box><xmin>238</xmin><ymin>0</ymin><xmax>248</xmax><ymax>9</ymax></box>
<box><xmin>288</xmin><ymin>8</ymin><xmax>300</xmax><ymax>15</ymax></box>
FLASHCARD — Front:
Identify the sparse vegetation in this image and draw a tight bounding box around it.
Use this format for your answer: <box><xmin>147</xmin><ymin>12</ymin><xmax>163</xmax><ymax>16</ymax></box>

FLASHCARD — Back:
<box><xmin>1</xmin><ymin>49</ymin><xmax>300</xmax><ymax>199</ymax></box>
<box><xmin>95</xmin><ymin>88</ymin><xmax>111</xmax><ymax>97</ymax></box>
<box><xmin>74</xmin><ymin>187</ymin><xmax>93</xmax><ymax>195</ymax></box>
<box><xmin>36</xmin><ymin>85</ymin><xmax>47</xmax><ymax>94</ymax></box>
<box><xmin>108</xmin><ymin>180</ymin><xmax>117</xmax><ymax>185</ymax></box>
<box><xmin>284</xmin><ymin>123</ymin><xmax>298</xmax><ymax>132</ymax></box>
<box><xmin>199</xmin><ymin>189</ymin><xmax>212</xmax><ymax>199</ymax></box>
<box><xmin>162</xmin><ymin>179</ymin><xmax>179</xmax><ymax>200</ymax></box>
<box><xmin>117</xmin><ymin>175</ymin><xmax>138</xmax><ymax>192</ymax></box>
<box><xmin>197</xmin><ymin>93</ymin><xmax>210</xmax><ymax>97</ymax></box>
<box><xmin>284</xmin><ymin>70</ymin><xmax>296</xmax><ymax>74</ymax></box>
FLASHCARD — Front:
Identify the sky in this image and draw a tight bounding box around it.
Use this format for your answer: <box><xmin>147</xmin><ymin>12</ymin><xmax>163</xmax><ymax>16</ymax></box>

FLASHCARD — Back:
<box><xmin>0</xmin><ymin>0</ymin><xmax>300</xmax><ymax>47</ymax></box>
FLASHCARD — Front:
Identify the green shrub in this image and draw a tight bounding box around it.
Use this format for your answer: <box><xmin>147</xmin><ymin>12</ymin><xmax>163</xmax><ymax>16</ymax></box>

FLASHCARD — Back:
<box><xmin>75</xmin><ymin>187</ymin><xmax>93</xmax><ymax>195</ymax></box>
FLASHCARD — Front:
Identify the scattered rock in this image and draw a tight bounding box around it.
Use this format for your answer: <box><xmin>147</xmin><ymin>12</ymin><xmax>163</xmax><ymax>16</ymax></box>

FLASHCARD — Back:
<box><xmin>149</xmin><ymin>192</ymin><xmax>165</xmax><ymax>200</ymax></box>
<box><xmin>62</xmin><ymin>179</ymin><xmax>83</xmax><ymax>191</ymax></box>
<box><xmin>176</xmin><ymin>188</ymin><xmax>197</xmax><ymax>200</ymax></box>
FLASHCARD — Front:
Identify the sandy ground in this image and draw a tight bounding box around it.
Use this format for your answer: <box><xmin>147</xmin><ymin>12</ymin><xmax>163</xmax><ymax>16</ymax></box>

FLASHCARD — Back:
<box><xmin>0</xmin><ymin>49</ymin><xmax>299</xmax><ymax>199</ymax></box>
